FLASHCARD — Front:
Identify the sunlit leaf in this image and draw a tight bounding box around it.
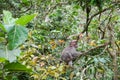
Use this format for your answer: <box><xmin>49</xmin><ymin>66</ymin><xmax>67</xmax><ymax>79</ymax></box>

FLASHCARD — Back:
<box><xmin>15</xmin><ymin>14</ymin><xmax>37</xmax><ymax>26</ymax></box>
<box><xmin>49</xmin><ymin>66</ymin><xmax>56</xmax><ymax>69</ymax></box>
<box><xmin>0</xmin><ymin>37</ymin><xmax>6</xmax><ymax>43</ymax></box>
<box><xmin>0</xmin><ymin>58</ymin><xmax>6</xmax><ymax>62</ymax></box>
<box><xmin>0</xmin><ymin>23</ymin><xmax>6</xmax><ymax>32</ymax></box>
<box><xmin>2</xmin><ymin>10</ymin><xmax>16</xmax><ymax>32</ymax></box>
<box><xmin>3</xmin><ymin>10</ymin><xmax>16</xmax><ymax>24</ymax></box>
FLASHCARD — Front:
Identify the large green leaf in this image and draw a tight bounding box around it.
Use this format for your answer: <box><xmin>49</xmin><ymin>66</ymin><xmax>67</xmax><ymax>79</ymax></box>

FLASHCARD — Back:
<box><xmin>4</xmin><ymin>62</ymin><xmax>32</xmax><ymax>72</ymax></box>
<box><xmin>4</xmin><ymin>24</ymin><xmax>15</xmax><ymax>33</ymax></box>
<box><xmin>0</xmin><ymin>47</ymin><xmax>21</xmax><ymax>62</ymax></box>
<box><xmin>0</xmin><ymin>23</ymin><xmax>6</xmax><ymax>32</ymax></box>
<box><xmin>2</xmin><ymin>10</ymin><xmax>16</xmax><ymax>32</ymax></box>
<box><xmin>15</xmin><ymin>14</ymin><xmax>37</xmax><ymax>26</ymax></box>
<box><xmin>0</xmin><ymin>58</ymin><xmax>6</xmax><ymax>62</ymax></box>
<box><xmin>0</xmin><ymin>37</ymin><xmax>6</xmax><ymax>43</ymax></box>
<box><xmin>3</xmin><ymin>10</ymin><xmax>13</xmax><ymax>24</ymax></box>
<box><xmin>8</xmin><ymin>26</ymin><xmax>28</xmax><ymax>50</ymax></box>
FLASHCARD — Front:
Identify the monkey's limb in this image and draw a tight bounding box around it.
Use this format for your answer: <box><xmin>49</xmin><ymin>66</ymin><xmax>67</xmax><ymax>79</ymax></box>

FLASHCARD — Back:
<box><xmin>68</xmin><ymin>61</ymin><xmax>73</xmax><ymax>67</ymax></box>
<box><xmin>67</xmin><ymin>52</ymin><xmax>73</xmax><ymax>59</ymax></box>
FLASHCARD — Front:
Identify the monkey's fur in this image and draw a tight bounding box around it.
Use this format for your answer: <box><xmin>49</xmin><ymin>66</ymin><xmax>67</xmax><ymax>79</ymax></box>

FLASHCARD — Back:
<box><xmin>61</xmin><ymin>40</ymin><xmax>82</xmax><ymax>67</ymax></box>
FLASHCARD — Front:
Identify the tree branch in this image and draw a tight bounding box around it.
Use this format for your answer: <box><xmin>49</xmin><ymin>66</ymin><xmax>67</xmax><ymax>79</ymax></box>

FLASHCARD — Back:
<box><xmin>82</xmin><ymin>2</ymin><xmax>120</xmax><ymax>34</ymax></box>
<box><xmin>84</xmin><ymin>42</ymin><xmax>110</xmax><ymax>54</ymax></box>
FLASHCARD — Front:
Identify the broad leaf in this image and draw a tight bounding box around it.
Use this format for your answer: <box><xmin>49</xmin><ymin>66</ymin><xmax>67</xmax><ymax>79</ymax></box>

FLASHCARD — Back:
<box><xmin>4</xmin><ymin>24</ymin><xmax>14</xmax><ymax>32</ymax></box>
<box><xmin>15</xmin><ymin>14</ymin><xmax>37</xmax><ymax>26</ymax></box>
<box><xmin>3</xmin><ymin>10</ymin><xmax>16</xmax><ymax>32</ymax></box>
<box><xmin>0</xmin><ymin>48</ymin><xmax>21</xmax><ymax>62</ymax></box>
<box><xmin>98</xmin><ymin>58</ymin><xmax>106</xmax><ymax>63</ymax></box>
<box><xmin>0</xmin><ymin>37</ymin><xmax>6</xmax><ymax>43</ymax></box>
<box><xmin>3</xmin><ymin>10</ymin><xmax>13</xmax><ymax>24</ymax></box>
<box><xmin>8</xmin><ymin>26</ymin><xmax>28</xmax><ymax>50</ymax></box>
<box><xmin>0</xmin><ymin>23</ymin><xmax>6</xmax><ymax>32</ymax></box>
<box><xmin>0</xmin><ymin>58</ymin><xmax>6</xmax><ymax>62</ymax></box>
<box><xmin>4</xmin><ymin>62</ymin><xmax>32</xmax><ymax>72</ymax></box>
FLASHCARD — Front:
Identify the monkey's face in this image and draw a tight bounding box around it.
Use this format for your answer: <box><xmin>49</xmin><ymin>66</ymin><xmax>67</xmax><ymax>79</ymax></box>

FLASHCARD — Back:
<box><xmin>70</xmin><ymin>40</ymin><xmax>78</xmax><ymax>48</ymax></box>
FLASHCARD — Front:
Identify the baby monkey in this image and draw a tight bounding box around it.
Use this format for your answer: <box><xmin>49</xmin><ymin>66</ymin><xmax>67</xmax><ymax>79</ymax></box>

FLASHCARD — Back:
<box><xmin>61</xmin><ymin>40</ymin><xmax>82</xmax><ymax>67</ymax></box>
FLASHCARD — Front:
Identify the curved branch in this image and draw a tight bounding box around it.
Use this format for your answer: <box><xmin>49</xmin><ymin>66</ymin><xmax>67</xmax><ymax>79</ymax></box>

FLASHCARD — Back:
<box><xmin>84</xmin><ymin>42</ymin><xmax>110</xmax><ymax>54</ymax></box>
<box><xmin>82</xmin><ymin>2</ymin><xmax>120</xmax><ymax>34</ymax></box>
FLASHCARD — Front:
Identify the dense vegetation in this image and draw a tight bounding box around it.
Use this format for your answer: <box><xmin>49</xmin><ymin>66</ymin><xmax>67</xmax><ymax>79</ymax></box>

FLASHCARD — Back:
<box><xmin>0</xmin><ymin>0</ymin><xmax>120</xmax><ymax>80</ymax></box>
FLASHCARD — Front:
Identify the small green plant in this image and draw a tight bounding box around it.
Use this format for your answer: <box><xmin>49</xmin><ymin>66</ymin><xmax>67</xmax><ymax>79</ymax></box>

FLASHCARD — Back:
<box><xmin>0</xmin><ymin>10</ymin><xmax>36</xmax><ymax>79</ymax></box>
<box><xmin>0</xmin><ymin>10</ymin><xmax>37</xmax><ymax>62</ymax></box>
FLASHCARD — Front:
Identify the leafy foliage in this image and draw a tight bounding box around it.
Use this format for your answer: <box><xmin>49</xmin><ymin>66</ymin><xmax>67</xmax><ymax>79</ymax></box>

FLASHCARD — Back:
<box><xmin>0</xmin><ymin>10</ymin><xmax>35</xmax><ymax>62</ymax></box>
<box><xmin>0</xmin><ymin>0</ymin><xmax>120</xmax><ymax>80</ymax></box>
<box><xmin>0</xmin><ymin>10</ymin><xmax>35</xmax><ymax>79</ymax></box>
